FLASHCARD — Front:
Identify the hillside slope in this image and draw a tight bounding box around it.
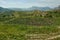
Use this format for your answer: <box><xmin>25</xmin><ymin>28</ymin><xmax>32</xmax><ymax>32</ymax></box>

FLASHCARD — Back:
<box><xmin>0</xmin><ymin>6</ymin><xmax>60</xmax><ymax>26</ymax></box>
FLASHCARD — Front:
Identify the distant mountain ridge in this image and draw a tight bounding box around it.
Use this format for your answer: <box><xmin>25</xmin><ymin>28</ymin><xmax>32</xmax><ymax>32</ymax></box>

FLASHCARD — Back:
<box><xmin>0</xmin><ymin>7</ymin><xmax>7</xmax><ymax>12</ymax></box>
<box><xmin>29</xmin><ymin>6</ymin><xmax>51</xmax><ymax>11</ymax></box>
<box><xmin>0</xmin><ymin>7</ymin><xmax>13</xmax><ymax>13</ymax></box>
<box><xmin>0</xmin><ymin>6</ymin><xmax>60</xmax><ymax>12</ymax></box>
<box><xmin>9</xmin><ymin>6</ymin><xmax>52</xmax><ymax>11</ymax></box>
<box><xmin>54</xmin><ymin>6</ymin><xmax>60</xmax><ymax>10</ymax></box>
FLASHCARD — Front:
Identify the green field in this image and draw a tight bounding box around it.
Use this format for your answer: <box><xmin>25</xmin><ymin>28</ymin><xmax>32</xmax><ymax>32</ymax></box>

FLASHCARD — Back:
<box><xmin>0</xmin><ymin>24</ymin><xmax>60</xmax><ymax>40</ymax></box>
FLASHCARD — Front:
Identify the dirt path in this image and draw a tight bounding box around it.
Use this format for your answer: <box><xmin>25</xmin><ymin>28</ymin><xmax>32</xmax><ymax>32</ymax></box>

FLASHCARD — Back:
<box><xmin>46</xmin><ymin>35</ymin><xmax>60</xmax><ymax>40</ymax></box>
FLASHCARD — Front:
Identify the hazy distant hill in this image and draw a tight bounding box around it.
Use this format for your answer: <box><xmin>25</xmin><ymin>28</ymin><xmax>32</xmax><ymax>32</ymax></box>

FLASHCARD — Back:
<box><xmin>28</xmin><ymin>6</ymin><xmax>51</xmax><ymax>11</ymax></box>
<box><xmin>0</xmin><ymin>7</ymin><xmax>11</xmax><ymax>12</ymax></box>
<box><xmin>54</xmin><ymin>5</ymin><xmax>60</xmax><ymax>10</ymax></box>
<box><xmin>0</xmin><ymin>7</ymin><xmax>15</xmax><ymax>14</ymax></box>
<box><xmin>9</xmin><ymin>6</ymin><xmax>52</xmax><ymax>11</ymax></box>
<box><xmin>0</xmin><ymin>7</ymin><xmax>15</xmax><ymax>19</ymax></box>
<box><xmin>0</xmin><ymin>7</ymin><xmax>7</xmax><ymax>12</ymax></box>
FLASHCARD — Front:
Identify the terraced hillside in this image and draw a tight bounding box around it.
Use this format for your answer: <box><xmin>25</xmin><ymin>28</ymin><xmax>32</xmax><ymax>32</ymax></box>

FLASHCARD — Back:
<box><xmin>0</xmin><ymin>9</ymin><xmax>60</xmax><ymax>26</ymax></box>
<box><xmin>0</xmin><ymin>6</ymin><xmax>60</xmax><ymax>40</ymax></box>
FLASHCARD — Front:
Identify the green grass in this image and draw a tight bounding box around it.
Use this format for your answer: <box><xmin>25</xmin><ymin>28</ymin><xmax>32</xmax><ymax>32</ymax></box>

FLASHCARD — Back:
<box><xmin>0</xmin><ymin>24</ymin><xmax>60</xmax><ymax>40</ymax></box>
